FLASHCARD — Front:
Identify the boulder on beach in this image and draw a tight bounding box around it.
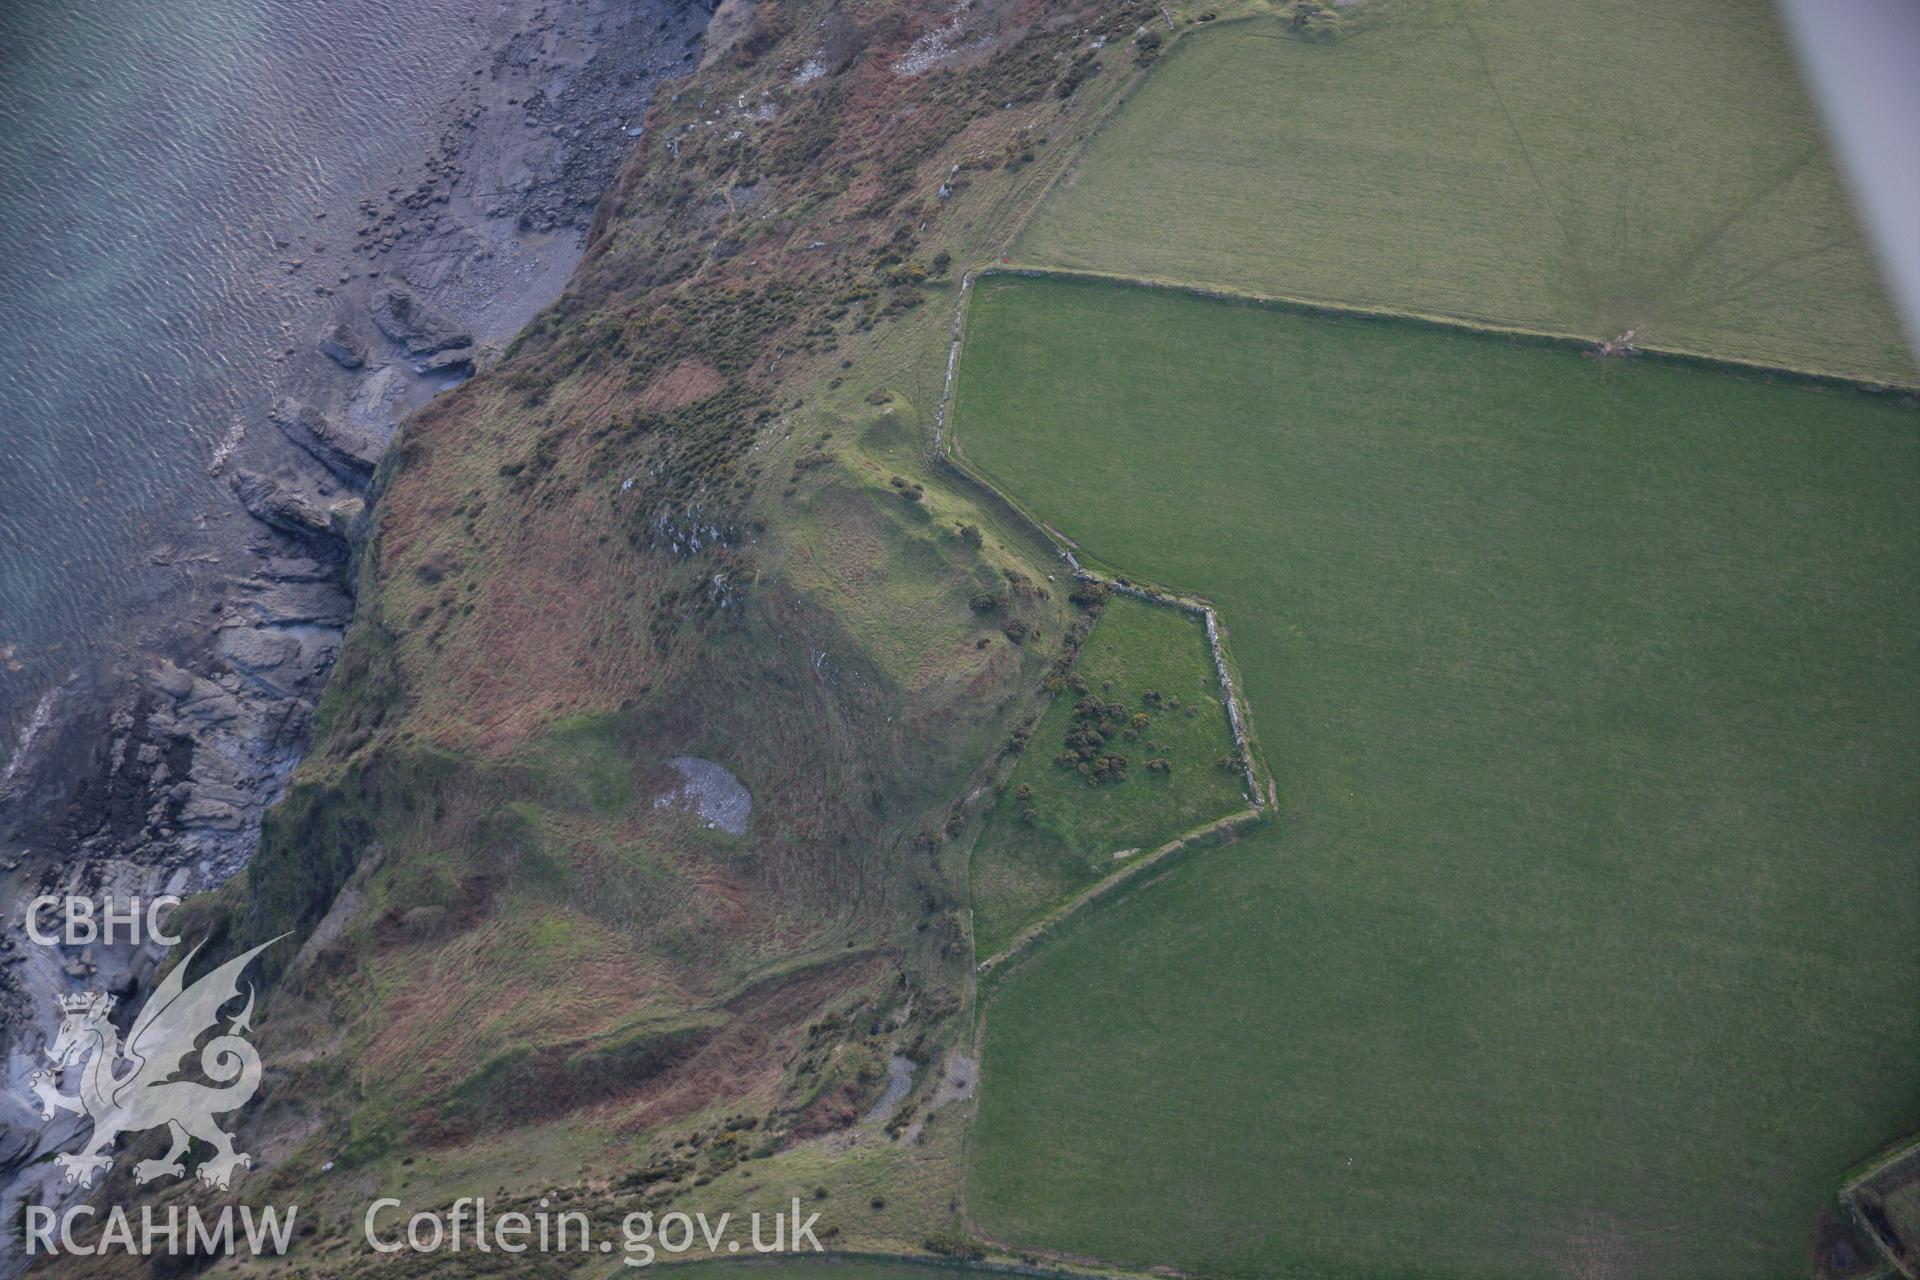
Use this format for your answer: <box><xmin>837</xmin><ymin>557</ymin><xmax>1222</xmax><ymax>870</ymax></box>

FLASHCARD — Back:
<box><xmin>228</xmin><ymin>579</ymin><xmax>354</xmax><ymax>629</ymax></box>
<box><xmin>259</xmin><ymin>556</ymin><xmax>331</xmax><ymax>583</ymax></box>
<box><xmin>317</xmin><ymin>320</ymin><xmax>367</xmax><ymax>370</ymax></box>
<box><xmin>270</xmin><ymin>398</ymin><xmax>382</xmax><ymax>483</ymax></box>
<box><xmin>216</xmin><ymin>627</ymin><xmax>300</xmax><ymax>675</ymax></box>
<box><xmin>328</xmin><ymin>497</ymin><xmax>366</xmax><ymax>544</ymax></box>
<box><xmin>370</xmin><ymin>287</ymin><xmax>471</xmax><ymax>356</ymax></box>
<box><xmin>415</xmin><ymin>344</ymin><xmax>475</xmax><ymax>376</ymax></box>
<box><xmin>147</xmin><ymin>661</ymin><xmax>195</xmax><ymax>700</ymax></box>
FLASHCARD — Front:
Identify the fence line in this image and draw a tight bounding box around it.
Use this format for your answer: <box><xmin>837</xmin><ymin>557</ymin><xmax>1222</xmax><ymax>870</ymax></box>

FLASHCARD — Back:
<box><xmin>930</xmin><ymin>271</ymin><xmax>974</xmax><ymax>449</ymax></box>
<box><xmin>1098</xmin><ymin>577</ymin><xmax>1261</xmax><ymax>807</ymax></box>
<box><xmin>930</xmin><ymin>271</ymin><xmax>1271</xmax><ymax>809</ymax></box>
<box><xmin>977</xmin><ymin>806</ymin><xmax>1263</xmax><ymax>976</ymax></box>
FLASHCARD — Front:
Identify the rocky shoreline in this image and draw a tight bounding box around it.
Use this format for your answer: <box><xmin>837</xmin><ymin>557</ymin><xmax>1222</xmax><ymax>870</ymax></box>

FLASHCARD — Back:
<box><xmin>0</xmin><ymin>0</ymin><xmax>711</xmax><ymax>1246</ymax></box>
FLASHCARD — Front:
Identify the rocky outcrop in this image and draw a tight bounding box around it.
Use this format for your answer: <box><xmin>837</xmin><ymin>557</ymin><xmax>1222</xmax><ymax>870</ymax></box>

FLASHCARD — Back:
<box><xmin>271</xmin><ymin>398</ymin><xmax>382</xmax><ymax>484</ymax></box>
<box><xmin>230</xmin><ymin>470</ymin><xmax>362</xmax><ymax>544</ymax></box>
<box><xmin>370</xmin><ymin>287</ymin><xmax>471</xmax><ymax>356</ymax></box>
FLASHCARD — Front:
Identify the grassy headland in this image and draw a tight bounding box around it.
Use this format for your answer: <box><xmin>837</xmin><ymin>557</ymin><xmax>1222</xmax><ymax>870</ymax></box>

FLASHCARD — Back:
<box><xmin>36</xmin><ymin>5</ymin><xmax>1175</xmax><ymax>1275</ymax></box>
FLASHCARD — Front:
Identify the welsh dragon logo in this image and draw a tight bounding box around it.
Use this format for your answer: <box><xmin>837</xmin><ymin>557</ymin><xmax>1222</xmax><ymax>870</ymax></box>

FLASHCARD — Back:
<box><xmin>22</xmin><ymin>936</ymin><xmax>283</xmax><ymax>1191</ymax></box>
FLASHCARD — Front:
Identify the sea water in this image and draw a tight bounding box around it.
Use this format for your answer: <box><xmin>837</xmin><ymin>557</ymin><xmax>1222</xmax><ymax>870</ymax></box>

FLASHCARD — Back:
<box><xmin>0</xmin><ymin>0</ymin><xmax>517</xmax><ymax>757</ymax></box>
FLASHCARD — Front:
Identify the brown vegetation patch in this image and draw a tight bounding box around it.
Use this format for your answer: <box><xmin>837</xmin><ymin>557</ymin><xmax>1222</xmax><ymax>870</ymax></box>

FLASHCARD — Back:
<box><xmin>433</xmin><ymin>547</ymin><xmax>660</xmax><ymax>754</ymax></box>
<box><xmin>790</xmin><ymin>1075</ymin><xmax>869</xmax><ymax>1138</ymax></box>
<box><xmin>360</xmin><ymin>912</ymin><xmax>692</xmax><ymax>1091</ymax></box>
<box><xmin>635</xmin><ymin>358</ymin><xmax>726</xmax><ymax>415</ymax></box>
<box><xmin>675</xmin><ymin>857</ymin><xmax>768</xmax><ymax>935</ymax></box>
<box><xmin>604</xmin><ymin>949</ymin><xmax>890</xmax><ymax>1136</ymax></box>
<box><xmin>375</xmin><ymin>422</ymin><xmax>676</xmax><ymax>755</ymax></box>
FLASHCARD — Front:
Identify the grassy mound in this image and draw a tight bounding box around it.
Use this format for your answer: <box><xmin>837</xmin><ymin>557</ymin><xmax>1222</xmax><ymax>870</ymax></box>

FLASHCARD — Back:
<box><xmin>967</xmin><ymin>592</ymin><xmax>1248</xmax><ymax>958</ymax></box>
<box><xmin>1018</xmin><ymin>1</ymin><xmax>1915</xmax><ymax>385</ymax></box>
<box><xmin>958</xmin><ymin>274</ymin><xmax>1920</xmax><ymax>1278</ymax></box>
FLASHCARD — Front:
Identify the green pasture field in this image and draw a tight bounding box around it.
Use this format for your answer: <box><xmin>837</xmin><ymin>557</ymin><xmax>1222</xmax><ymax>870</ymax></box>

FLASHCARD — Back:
<box><xmin>957</xmin><ymin>274</ymin><xmax>1920</xmax><ymax>1278</ymax></box>
<box><xmin>967</xmin><ymin>592</ymin><xmax>1247</xmax><ymax>958</ymax></box>
<box><xmin>1018</xmin><ymin>1</ymin><xmax>1916</xmax><ymax>386</ymax></box>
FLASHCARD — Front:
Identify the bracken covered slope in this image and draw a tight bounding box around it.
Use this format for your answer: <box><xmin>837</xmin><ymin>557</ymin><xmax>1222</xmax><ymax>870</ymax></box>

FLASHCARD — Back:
<box><xmin>33</xmin><ymin>2</ymin><xmax>1166</xmax><ymax>1273</ymax></box>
